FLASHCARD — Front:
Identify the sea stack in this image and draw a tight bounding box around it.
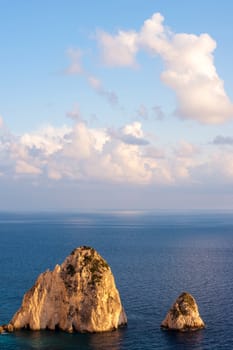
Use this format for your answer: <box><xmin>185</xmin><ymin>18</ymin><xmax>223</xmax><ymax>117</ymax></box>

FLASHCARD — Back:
<box><xmin>10</xmin><ymin>246</ymin><xmax>127</xmax><ymax>333</ymax></box>
<box><xmin>161</xmin><ymin>292</ymin><xmax>205</xmax><ymax>331</ymax></box>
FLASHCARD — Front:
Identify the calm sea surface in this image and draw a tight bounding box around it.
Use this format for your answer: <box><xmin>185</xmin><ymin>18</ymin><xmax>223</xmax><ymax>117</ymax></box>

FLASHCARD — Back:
<box><xmin>0</xmin><ymin>211</ymin><xmax>233</xmax><ymax>349</ymax></box>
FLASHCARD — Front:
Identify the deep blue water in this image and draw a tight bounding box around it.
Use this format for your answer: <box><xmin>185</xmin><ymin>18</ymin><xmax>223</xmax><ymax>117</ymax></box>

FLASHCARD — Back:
<box><xmin>1</xmin><ymin>211</ymin><xmax>233</xmax><ymax>349</ymax></box>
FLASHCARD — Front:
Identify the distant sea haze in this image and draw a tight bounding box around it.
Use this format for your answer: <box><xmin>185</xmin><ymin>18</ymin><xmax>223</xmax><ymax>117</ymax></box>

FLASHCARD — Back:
<box><xmin>1</xmin><ymin>211</ymin><xmax>233</xmax><ymax>349</ymax></box>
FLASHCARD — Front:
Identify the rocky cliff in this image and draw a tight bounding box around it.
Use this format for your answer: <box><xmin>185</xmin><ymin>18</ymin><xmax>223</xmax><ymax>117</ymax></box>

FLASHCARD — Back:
<box><xmin>10</xmin><ymin>246</ymin><xmax>127</xmax><ymax>332</ymax></box>
<box><xmin>161</xmin><ymin>292</ymin><xmax>205</xmax><ymax>331</ymax></box>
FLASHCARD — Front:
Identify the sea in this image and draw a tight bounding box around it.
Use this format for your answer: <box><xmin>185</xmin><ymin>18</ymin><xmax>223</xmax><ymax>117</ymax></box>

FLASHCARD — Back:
<box><xmin>0</xmin><ymin>211</ymin><xmax>233</xmax><ymax>350</ymax></box>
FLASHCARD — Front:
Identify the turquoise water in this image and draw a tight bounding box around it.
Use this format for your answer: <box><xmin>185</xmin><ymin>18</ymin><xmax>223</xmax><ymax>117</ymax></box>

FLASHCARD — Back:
<box><xmin>1</xmin><ymin>212</ymin><xmax>233</xmax><ymax>349</ymax></box>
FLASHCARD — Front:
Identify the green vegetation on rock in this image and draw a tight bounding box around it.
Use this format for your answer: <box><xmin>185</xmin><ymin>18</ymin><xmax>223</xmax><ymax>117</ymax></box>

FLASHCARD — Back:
<box><xmin>179</xmin><ymin>292</ymin><xmax>196</xmax><ymax>309</ymax></box>
<box><xmin>66</xmin><ymin>264</ymin><xmax>76</xmax><ymax>276</ymax></box>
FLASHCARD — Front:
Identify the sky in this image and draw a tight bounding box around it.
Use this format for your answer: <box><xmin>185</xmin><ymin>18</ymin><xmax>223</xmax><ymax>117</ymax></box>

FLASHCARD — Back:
<box><xmin>1</xmin><ymin>0</ymin><xmax>233</xmax><ymax>211</ymax></box>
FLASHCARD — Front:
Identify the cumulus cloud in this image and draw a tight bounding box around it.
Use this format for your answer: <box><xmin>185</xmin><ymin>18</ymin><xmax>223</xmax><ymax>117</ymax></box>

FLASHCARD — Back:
<box><xmin>109</xmin><ymin>122</ymin><xmax>150</xmax><ymax>146</ymax></box>
<box><xmin>97</xmin><ymin>29</ymin><xmax>138</xmax><ymax>67</ymax></box>
<box><xmin>0</xmin><ymin>125</ymin><xmax>71</xmax><ymax>178</ymax></box>
<box><xmin>0</xmin><ymin>121</ymin><xmax>159</xmax><ymax>184</ymax></box>
<box><xmin>97</xmin><ymin>13</ymin><xmax>233</xmax><ymax>124</ymax></box>
<box><xmin>122</xmin><ymin>122</ymin><xmax>144</xmax><ymax>138</ymax></box>
<box><xmin>2</xmin><ymin>119</ymin><xmax>233</xmax><ymax>188</ymax></box>
<box><xmin>44</xmin><ymin>121</ymin><xmax>155</xmax><ymax>184</ymax></box>
<box><xmin>160</xmin><ymin>33</ymin><xmax>233</xmax><ymax>124</ymax></box>
<box><xmin>0</xmin><ymin>120</ymin><xmax>202</xmax><ymax>185</ymax></box>
<box><xmin>20</xmin><ymin>125</ymin><xmax>71</xmax><ymax>156</ymax></box>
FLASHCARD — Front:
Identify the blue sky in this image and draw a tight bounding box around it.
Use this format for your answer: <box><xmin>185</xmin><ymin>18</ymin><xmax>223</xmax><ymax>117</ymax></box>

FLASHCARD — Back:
<box><xmin>1</xmin><ymin>0</ymin><xmax>233</xmax><ymax>211</ymax></box>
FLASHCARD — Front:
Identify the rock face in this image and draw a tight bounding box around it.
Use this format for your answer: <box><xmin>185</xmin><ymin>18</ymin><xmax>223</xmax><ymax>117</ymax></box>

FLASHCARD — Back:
<box><xmin>10</xmin><ymin>246</ymin><xmax>127</xmax><ymax>333</ymax></box>
<box><xmin>161</xmin><ymin>292</ymin><xmax>205</xmax><ymax>331</ymax></box>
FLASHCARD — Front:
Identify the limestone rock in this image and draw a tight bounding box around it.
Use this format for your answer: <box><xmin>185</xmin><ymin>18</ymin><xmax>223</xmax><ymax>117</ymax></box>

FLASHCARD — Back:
<box><xmin>161</xmin><ymin>292</ymin><xmax>205</xmax><ymax>331</ymax></box>
<box><xmin>0</xmin><ymin>324</ymin><xmax>14</xmax><ymax>333</ymax></box>
<box><xmin>10</xmin><ymin>246</ymin><xmax>127</xmax><ymax>333</ymax></box>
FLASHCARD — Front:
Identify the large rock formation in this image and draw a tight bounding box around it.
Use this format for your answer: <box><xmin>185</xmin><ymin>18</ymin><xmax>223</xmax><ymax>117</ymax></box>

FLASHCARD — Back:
<box><xmin>10</xmin><ymin>246</ymin><xmax>127</xmax><ymax>333</ymax></box>
<box><xmin>161</xmin><ymin>292</ymin><xmax>205</xmax><ymax>331</ymax></box>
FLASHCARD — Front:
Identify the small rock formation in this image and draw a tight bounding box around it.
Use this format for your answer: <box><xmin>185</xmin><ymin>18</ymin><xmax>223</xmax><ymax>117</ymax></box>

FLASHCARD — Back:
<box><xmin>0</xmin><ymin>324</ymin><xmax>14</xmax><ymax>333</ymax></box>
<box><xmin>10</xmin><ymin>246</ymin><xmax>127</xmax><ymax>333</ymax></box>
<box><xmin>161</xmin><ymin>292</ymin><xmax>205</xmax><ymax>331</ymax></box>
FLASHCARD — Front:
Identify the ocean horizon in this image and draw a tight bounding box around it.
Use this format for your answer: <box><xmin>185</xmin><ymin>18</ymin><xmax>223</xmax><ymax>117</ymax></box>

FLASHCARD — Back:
<box><xmin>1</xmin><ymin>211</ymin><xmax>233</xmax><ymax>349</ymax></box>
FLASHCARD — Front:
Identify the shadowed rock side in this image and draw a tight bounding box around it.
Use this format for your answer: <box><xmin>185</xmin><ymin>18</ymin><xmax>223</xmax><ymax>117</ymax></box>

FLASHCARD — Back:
<box><xmin>161</xmin><ymin>292</ymin><xmax>205</xmax><ymax>331</ymax></box>
<box><xmin>10</xmin><ymin>246</ymin><xmax>127</xmax><ymax>333</ymax></box>
<box><xmin>0</xmin><ymin>324</ymin><xmax>14</xmax><ymax>334</ymax></box>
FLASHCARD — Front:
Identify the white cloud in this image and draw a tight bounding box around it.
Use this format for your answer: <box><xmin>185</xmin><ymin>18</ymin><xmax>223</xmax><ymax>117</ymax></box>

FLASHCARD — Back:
<box><xmin>108</xmin><ymin>142</ymin><xmax>155</xmax><ymax>183</ymax></box>
<box><xmin>97</xmin><ymin>13</ymin><xmax>233</xmax><ymax>124</ymax></box>
<box><xmin>97</xmin><ymin>30</ymin><xmax>138</xmax><ymax>67</ymax></box>
<box><xmin>121</xmin><ymin>123</ymin><xmax>149</xmax><ymax>145</ymax></box>
<box><xmin>2</xmin><ymin>118</ymin><xmax>233</xmax><ymax>188</ymax></box>
<box><xmin>20</xmin><ymin>125</ymin><xmax>71</xmax><ymax>156</ymax></box>
<box><xmin>0</xmin><ymin>121</ymin><xmax>157</xmax><ymax>184</ymax></box>
<box><xmin>109</xmin><ymin>122</ymin><xmax>150</xmax><ymax>146</ymax></box>
<box><xmin>1</xmin><ymin>125</ymin><xmax>71</xmax><ymax>179</ymax></box>
<box><xmin>61</xmin><ymin>122</ymin><xmax>108</xmax><ymax>160</ymax></box>
<box><xmin>122</xmin><ymin>122</ymin><xmax>144</xmax><ymax>138</ymax></box>
<box><xmin>160</xmin><ymin>33</ymin><xmax>233</xmax><ymax>124</ymax></box>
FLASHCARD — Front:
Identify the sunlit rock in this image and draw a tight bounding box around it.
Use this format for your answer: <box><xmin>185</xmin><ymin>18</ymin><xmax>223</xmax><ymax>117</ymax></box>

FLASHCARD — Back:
<box><xmin>161</xmin><ymin>292</ymin><xmax>205</xmax><ymax>331</ymax></box>
<box><xmin>0</xmin><ymin>324</ymin><xmax>14</xmax><ymax>333</ymax></box>
<box><xmin>10</xmin><ymin>246</ymin><xmax>127</xmax><ymax>332</ymax></box>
